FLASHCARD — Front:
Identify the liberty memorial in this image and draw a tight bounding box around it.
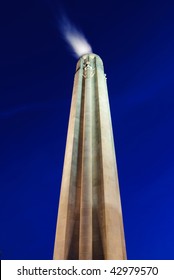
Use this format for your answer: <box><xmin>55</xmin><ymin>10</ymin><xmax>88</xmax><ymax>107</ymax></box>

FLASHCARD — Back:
<box><xmin>53</xmin><ymin>53</ymin><xmax>126</xmax><ymax>260</ymax></box>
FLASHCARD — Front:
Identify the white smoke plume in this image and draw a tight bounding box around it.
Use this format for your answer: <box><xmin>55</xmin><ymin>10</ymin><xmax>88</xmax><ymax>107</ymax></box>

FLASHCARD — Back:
<box><xmin>59</xmin><ymin>15</ymin><xmax>92</xmax><ymax>58</ymax></box>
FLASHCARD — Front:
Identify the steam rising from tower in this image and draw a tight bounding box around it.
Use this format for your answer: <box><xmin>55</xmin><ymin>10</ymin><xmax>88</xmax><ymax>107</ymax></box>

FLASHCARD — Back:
<box><xmin>59</xmin><ymin>15</ymin><xmax>92</xmax><ymax>58</ymax></box>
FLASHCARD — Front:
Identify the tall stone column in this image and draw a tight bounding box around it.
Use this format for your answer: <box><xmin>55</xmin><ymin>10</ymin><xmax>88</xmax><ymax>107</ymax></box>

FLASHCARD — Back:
<box><xmin>53</xmin><ymin>54</ymin><xmax>126</xmax><ymax>260</ymax></box>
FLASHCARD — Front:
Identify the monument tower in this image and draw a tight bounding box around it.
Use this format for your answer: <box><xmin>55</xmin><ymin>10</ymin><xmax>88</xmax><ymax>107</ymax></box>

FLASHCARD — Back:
<box><xmin>53</xmin><ymin>53</ymin><xmax>126</xmax><ymax>260</ymax></box>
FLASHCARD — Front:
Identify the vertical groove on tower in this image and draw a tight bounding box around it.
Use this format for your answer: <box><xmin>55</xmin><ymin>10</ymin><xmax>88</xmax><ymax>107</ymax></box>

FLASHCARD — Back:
<box><xmin>79</xmin><ymin>56</ymin><xmax>93</xmax><ymax>259</ymax></box>
<box><xmin>94</xmin><ymin>56</ymin><xmax>107</xmax><ymax>259</ymax></box>
<box><xmin>91</xmin><ymin>56</ymin><xmax>104</xmax><ymax>259</ymax></box>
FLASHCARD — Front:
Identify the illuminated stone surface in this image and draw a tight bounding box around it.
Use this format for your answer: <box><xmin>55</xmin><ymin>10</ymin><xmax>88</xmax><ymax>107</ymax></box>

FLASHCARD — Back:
<box><xmin>53</xmin><ymin>54</ymin><xmax>126</xmax><ymax>260</ymax></box>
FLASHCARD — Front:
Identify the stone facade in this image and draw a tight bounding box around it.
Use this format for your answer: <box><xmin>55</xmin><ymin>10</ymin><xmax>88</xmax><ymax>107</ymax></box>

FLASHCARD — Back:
<box><xmin>53</xmin><ymin>54</ymin><xmax>126</xmax><ymax>260</ymax></box>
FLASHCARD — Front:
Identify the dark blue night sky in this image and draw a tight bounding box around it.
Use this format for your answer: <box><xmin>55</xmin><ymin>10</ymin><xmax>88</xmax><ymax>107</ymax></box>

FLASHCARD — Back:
<box><xmin>1</xmin><ymin>0</ymin><xmax>174</xmax><ymax>260</ymax></box>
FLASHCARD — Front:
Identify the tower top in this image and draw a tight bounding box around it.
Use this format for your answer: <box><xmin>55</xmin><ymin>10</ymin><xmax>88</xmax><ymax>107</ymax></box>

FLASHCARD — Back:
<box><xmin>76</xmin><ymin>53</ymin><xmax>103</xmax><ymax>71</ymax></box>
